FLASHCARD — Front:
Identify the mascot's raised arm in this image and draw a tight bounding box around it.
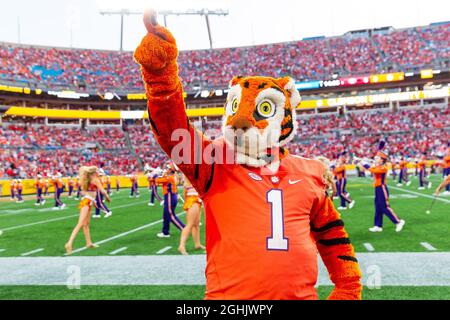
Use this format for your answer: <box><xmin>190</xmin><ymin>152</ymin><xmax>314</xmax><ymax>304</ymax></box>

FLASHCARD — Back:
<box><xmin>134</xmin><ymin>10</ymin><xmax>362</xmax><ymax>300</ymax></box>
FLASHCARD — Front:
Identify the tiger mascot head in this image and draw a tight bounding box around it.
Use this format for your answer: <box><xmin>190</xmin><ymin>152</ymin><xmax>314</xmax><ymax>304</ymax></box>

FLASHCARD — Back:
<box><xmin>223</xmin><ymin>76</ymin><xmax>301</xmax><ymax>171</ymax></box>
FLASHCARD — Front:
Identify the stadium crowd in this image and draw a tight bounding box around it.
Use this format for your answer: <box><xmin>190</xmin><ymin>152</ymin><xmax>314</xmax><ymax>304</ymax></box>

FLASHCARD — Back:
<box><xmin>1</xmin><ymin>107</ymin><xmax>448</xmax><ymax>178</ymax></box>
<box><xmin>0</xmin><ymin>24</ymin><xmax>448</xmax><ymax>92</ymax></box>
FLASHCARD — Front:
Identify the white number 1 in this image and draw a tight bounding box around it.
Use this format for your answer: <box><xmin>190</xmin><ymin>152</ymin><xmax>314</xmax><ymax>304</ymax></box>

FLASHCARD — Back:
<box><xmin>266</xmin><ymin>189</ymin><xmax>288</xmax><ymax>250</ymax></box>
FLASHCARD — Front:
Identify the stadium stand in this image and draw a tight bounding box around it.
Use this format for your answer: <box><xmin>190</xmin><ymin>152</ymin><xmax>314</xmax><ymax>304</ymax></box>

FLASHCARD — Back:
<box><xmin>0</xmin><ymin>23</ymin><xmax>448</xmax><ymax>92</ymax></box>
<box><xmin>1</xmin><ymin>107</ymin><xmax>448</xmax><ymax>178</ymax></box>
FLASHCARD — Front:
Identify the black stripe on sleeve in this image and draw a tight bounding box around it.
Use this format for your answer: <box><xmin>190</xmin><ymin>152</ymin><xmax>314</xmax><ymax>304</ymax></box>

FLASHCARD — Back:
<box><xmin>148</xmin><ymin>116</ymin><xmax>159</xmax><ymax>135</ymax></box>
<box><xmin>338</xmin><ymin>255</ymin><xmax>358</xmax><ymax>263</ymax></box>
<box><xmin>311</xmin><ymin>220</ymin><xmax>345</xmax><ymax>233</ymax></box>
<box><xmin>204</xmin><ymin>163</ymin><xmax>215</xmax><ymax>193</ymax></box>
<box><xmin>318</xmin><ymin>238</ymin><xmax>351</xmax><ymax>246</ymax></box>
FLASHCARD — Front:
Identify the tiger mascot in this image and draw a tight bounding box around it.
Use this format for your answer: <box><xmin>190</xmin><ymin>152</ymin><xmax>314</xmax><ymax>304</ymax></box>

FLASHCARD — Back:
<box><xmin>134</xmin><ymin>10</ymin><xmax>362</xmax><ymax>300</ymax></box>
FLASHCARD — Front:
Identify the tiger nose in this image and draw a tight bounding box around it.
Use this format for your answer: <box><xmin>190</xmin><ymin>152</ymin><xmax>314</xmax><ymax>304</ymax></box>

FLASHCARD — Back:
<box><xmin>231</xmin><ymin>116</ymin><xmax>252</xmax><ymax>132</ymax></box>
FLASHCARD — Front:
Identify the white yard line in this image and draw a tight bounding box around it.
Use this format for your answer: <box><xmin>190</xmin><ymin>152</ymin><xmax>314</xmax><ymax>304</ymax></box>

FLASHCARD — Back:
<box><xmin>156</xmin><ymin>246</ymin><xmax>172</xmax><ymax>254</ymax></box>
<box><xmin>67</xmin><ymin>212</ymin><xmax>186</xmax><ymax>255</ymax></box>
<box><xmin>0</xmin><ymin>192</ymin><xmax>143</xmax><ymax>217</ymax></box>
<box><xmin>363</xmin><ymin>243</ymin><xmax>375</xmax><ymax>252</ymax></box>
<box><xmin>109</xmin><ymin>247</ymin><xmax>128</xmax><ymax>255</ymax></box>
<box><xmin>1</xmin><ymin>200</ymin><xmax>149</xmax><ymax>232</ymax></box>
<box><xmin>387</xmin><ymin>186</ymin><xmax>450</xmax><ymax>204</ymax></box>
<box><xmin>2</xmin><ymin>214</ymin><xmax>79</xmax><ymax>232</ymax></box>
<box><xmin>0</xmin><ymin>249</ymin><xmax>5</xmax><ymax>253</ymax></box>
<box><xmin>420</xmin><ymin>242</ymin><xmax>437</xmax><ymax>251</ymax></box>
<box><xmin>21</xmin><ymin>248</ymin><xmax>44</xmax><ymax>256</ymax></box>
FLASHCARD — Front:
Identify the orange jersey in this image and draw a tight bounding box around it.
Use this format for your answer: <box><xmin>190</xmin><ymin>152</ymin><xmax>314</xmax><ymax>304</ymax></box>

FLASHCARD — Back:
<box><xmin>35</xmin><ymin>178</ymin><xmax>45</xmax><ymax>189</ymax></box>
<box><xmin>53</xmin><ymin>178</ymin><xmax>63</xmax><ymax>188</ymax></box>
<box><xmin>368</xmin><ymin>165</ymin><xmax>388</xmax><ymax>187</ymax></box>
<box><xmin>444</xmin><ymin>155</ymin><xmax>450</xmax><ymax>169</ymax></box>
<box><xmin>399</xmin><ymin>160</ymin><xmax>407</xmax><ymax>169</ymax></box>
<box><xmin>203</xmin><ymin>155</ymin><xmax>331</xmax><ymax>300</ymax></box>
<box><xmin>68</xmin><ymin>179</ymin><xmax>75</xmax><ymax>187</ymax></box>
<box><xmin>418</xmin><ymin>161</ymin><xmax>426</xmax><ymax>171</ymax></box>
<box><xmin>16</xmin><ymin>182</ymin><xmax>23</xmax><ymax>190</ymax></box>
<box><xmin>156</xmin><ymin>175</ymin><xmax>177</xmax><ymax>194</ymax></box>
<box><xmin>334</xmin><ymin>165</ymin><xmax>346</xmax><ymax>180</ymax></box>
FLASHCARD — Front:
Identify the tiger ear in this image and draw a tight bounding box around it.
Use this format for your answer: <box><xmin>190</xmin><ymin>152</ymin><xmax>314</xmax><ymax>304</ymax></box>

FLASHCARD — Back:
<box><xmin>229</xmin><ymin>76</ymin><xmax>243</xmax><ymax>87</ymax></box>
<box><xmin>276</xmin><ymin>77</ymin><xmax>301</xmax><ymax>109</ymax></box>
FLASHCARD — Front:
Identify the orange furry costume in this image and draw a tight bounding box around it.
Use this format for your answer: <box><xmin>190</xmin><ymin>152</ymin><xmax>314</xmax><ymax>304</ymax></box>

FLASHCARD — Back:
<box><xmin>134</xmin><ymin>12</ymin><xmax>362</xmax><ymax>300</ymax></box>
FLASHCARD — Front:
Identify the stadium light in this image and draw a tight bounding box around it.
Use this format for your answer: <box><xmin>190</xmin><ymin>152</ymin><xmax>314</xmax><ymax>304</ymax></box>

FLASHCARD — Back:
<box><xmin>98</xmin><ymin>0</ymin><xmax>229</xmax><ymax>50</ymax></box>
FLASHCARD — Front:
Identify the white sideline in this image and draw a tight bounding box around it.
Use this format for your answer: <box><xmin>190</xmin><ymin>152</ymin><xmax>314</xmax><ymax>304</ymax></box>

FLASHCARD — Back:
<box><xmin>363</xmin><ymin>243</ymin><xmax>375</xmax><ymax>252</ymax></box>
<box><xmin>2</xmin><ymin>253</ymin><xmax>450</xmax><ymax>286</ymax></box>
<box><xmin>420</xmin><ymin>242</ymin><xmax>437</xmax><ymax>251</ymax></box>
<box><xmin>109</xmin><ymin>247</ymin><xmax>128</xmax><ymax>255</ymax></box>
<box><xmin>21</xmin><ymin>248</ymin><xmax>44</xmax><ymax>256</ymax></box>
<box><xmin>156</xmin><ymin>246</ymin><xmax>172</xmax><ymax>254</ymax></box>
<box><xmin>66</xmin><ymin>212</ymin><xmax>186</xmax><ymax>255</ymax></box>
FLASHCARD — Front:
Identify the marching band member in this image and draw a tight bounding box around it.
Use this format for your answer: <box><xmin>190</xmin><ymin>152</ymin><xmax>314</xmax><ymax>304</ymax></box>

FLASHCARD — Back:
<box><xmin>106</xmin><ymin>175</ymin><xmax>112</xmax><ymax>196</ymax></box>
<box><xmin>10</xmin><ymin>179</ymin><xmax>16</xmax><ymax>201</ymax></box>
<box><xmin>44</xmin><ymin>179</ymin><xmax>50</xmax><ymax>196</ymax></box>
<box><xmin>359</xmin><ymin>142</ymin><xmax>405</xmax><ymax>233</ymax></box>
<box><xmin>397</xmin><ymin>156</ymin><xmax>411</xmax><ymax>187</ymax></box>
<box><xmin>75</xmin><ymin>176</ymin><xmax>81</xmax><ymax>200</ymax></box>
<box><xmin>52</xmin><ymin>173</ymin><xmax>66</xmax><ymax>210</ymax></box>
<box><xmin>148</xmin><ymin>171</ymin><xmax>162</xmax><ymax>206</ymax></box>
<box><xmin>334</xmin><ymin>153</ymin><xmax>355</xmax><ymax>210</ymax></box>
<box><xmin>156</xmin><ymin>165</ymin><xmax>185</xmax><ymax>238</ymax></box>
<box><xmin>115</xmin><ymin>176</ymin><xmax>120</xmax><ymax>193</ymax></box>
<box><xmin>68</xmin><ymin>177</ymin><xmax>75</xmax><ymax>198</ymax></box>
<box><xmin>93</xmin><ymin>169</ymin><xmax>112</xmax><ymax>218</ymax></box>
<box><xmin>16</xmin><ymin>179</ymin><xmax>24</xmax><ymax>203</ymax></box>
<box><xmin>442</xmin><ymin>147</ymin><xmax>450</xmax><ymax>195</ymax></box>
<box><xmin>129</xmin><ymin>174</ymin><xmax>140</xmax><ymax>198</ymax></box>
<box><xmin>178</xmin><ymin>175</ymin><xmax>205</xmax><ymax>255</ymax></box>
<box><xmin>35</xmin><ymin>174</ymin><xmax>46</xmax><ymax>206</ymax></box>
<box><xmin>65</xmin><ymin>166</ymin><xmax>110</xmax><ymax>255</ymax></box>
<box><xmin>418</xmin><ymin>155</ymin><xmax>432</xmax><ymax>190</ymax></box>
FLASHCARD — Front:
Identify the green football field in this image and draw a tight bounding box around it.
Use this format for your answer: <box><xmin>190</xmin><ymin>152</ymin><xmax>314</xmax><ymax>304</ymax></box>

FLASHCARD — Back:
<box><xmin>0</xmin><ymin>174</ymin><xmax>449</xmax><ymax>300</ymax></box>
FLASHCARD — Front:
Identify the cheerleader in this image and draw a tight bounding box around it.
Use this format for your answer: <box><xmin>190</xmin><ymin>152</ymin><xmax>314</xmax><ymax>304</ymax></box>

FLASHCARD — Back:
<box><xmin>359</xmin><ymin>142</ymin><xmax>405</xmax><ymax>233</ymax></box>
<box><xmin>315</xmin><ymin>156</ymin><xmax>337</xmax><ymax>197</ymax></box>
<box><xmin>65</xmin><ymin>166</ymin><xmax>110</xmax><ymax>255</ymax></box>
<box><xmin>178</xmin><ymin>175</ymin><xmax>205</xmax><ymax>255</ymax></box>
<box><xmin>435</xmin><ymin>175</ymin><xmax>450</xmax><ymax>195</ymax></box>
